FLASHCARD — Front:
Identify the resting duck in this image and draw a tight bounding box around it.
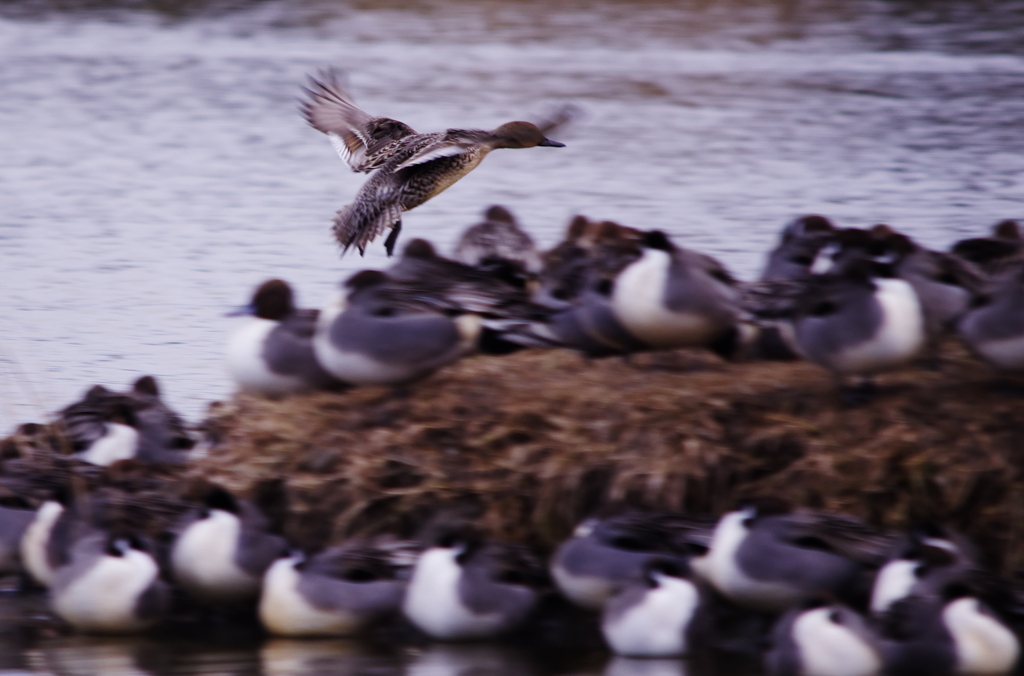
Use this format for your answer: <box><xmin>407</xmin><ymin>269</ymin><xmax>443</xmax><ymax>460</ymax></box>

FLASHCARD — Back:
<box><xmin>601</xmin><ymin>558</ymin><xmax>713</xmax><ymax>657</ymax></box>
<box><xmin>765</xmin><ymin>601</ymin><xmax>882</xmax><ymax>676</ymax></box>
<box><xmin>226</xmin><ymin>279</ymin><xmax>345</xmax><ymax>396</ymax></box>
<box><xmin>690</xmin><ymin>500</ymin><xmax>891</xmax><ymax>613</ymax></box>
<box><xmin>58</xmin><ymin>376</ymin><xmax>194</xmax><ymax>466</ymax></box>
<box><xmin>50</xmin><ymin>530</ymin><xmax>169</xmax><ymax>634</ymax></box>
<box><xmin>170</xmin><ymin>486</ymin><xmax>288</xmax><ymax>606</ymax></box>
<box><xmin>453</xmin><ymin>205</ymin><xmax>542</xmax><ymax>277</ymax></box>
<box><xmin>313</xmin><ymin>268</ymin><xmax>482</xmax><ymax>386</ymax></box>
<box><xmin>402</xmin><ymin>523</ymin><xmax>544</xmax><ymax>640</ymax></box>
<box><xmin>550</xmin><ymin>512</ymin><xmax>711</xmax><ymax>610</ymax></box>
<box><xmin>301</xmin><ymin>68</ymin><xmax>569</xmax><ymax>256</ymax></box>
<box><xmin>259</xmin><ymin>542</ymin><xmax>407</xmax><ymax>637</ymax></box>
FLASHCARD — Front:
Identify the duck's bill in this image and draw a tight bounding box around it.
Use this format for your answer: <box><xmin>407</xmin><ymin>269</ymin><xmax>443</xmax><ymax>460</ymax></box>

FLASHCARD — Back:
<box><xmin>538</xmin><ymin>138</ymin><xmax>566</xmax><ymax>147</ymax></box>
<box><xmin>225</xmin><ymin>304</ymin><xmax>256</xmax><ymax>317</ymax></box>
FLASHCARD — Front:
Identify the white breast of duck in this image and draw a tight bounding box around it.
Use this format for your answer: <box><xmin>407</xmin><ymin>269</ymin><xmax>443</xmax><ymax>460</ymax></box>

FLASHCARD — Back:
<box><xmin>259</xmin><ymin>556</ymin><xmax>362</xmax><ymax>637</ymax></box>
<box><xmin>791</xmin><ymin>607</ymin><xmax>882</xmax><ymax>676</ymax></box>
<box><xmin>690</xmin><ymin>510</ymin><xmax>803</xmax><ymax>612</ymax></box>
<box><xmin>227</xmin><ymin>318</ymin><xmax>308</xmax><ymax>395</ymax></box>
<box><xmin>870</xmin><ymin>559</ymin><xmax>920</xmax><ymax>614</ymax></box>
<box><xmin>830</xmin><ymin>278</ymin><xmax>925</xmax><ymax>375</ymax></box>
<box><xmin>77</xmin><ymin>422</ymin><xmax>140</xmax><ymax>466</ymax></box>
<box><xmin>403</xmin><ymin>547</ymin><xmax>509</xmax><ymax>640</ymax></box>
<box><xmin>171</xmin><ymin>509</ymin><xmax>259</xmax><ymax>604</ymax></box>
<box><xmin>20</xmin><ymin>500</ymin><xmax>65</xmax><ymax>587</ymax></box>
<box><xmin>611</xmin><ymin>248</ymin><xmax>730</xmax><ymax>349</ymax></box>
<box><xmin>51</xmin><ymin>540</ymin><xmax>163</xmax><ymax>633</ymax></box>
<box><xmin>943</xmin><ymin>597</ymin><xmax>1020</xmax><ymax>674</ymax></box>
<box><xmin>601</xmin><ymin>571</ymin><xmax>700</xmax><ymax>657</ymax></box>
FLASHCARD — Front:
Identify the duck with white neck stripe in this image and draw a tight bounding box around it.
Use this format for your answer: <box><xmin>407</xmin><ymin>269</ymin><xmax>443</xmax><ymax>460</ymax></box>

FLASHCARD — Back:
<box><xmin>226</xmin><ymin>279</ymin><xmax>346</xmax><ymax>396</ymax></box>
<box><xmin>878</xmin><ymin>583</ymin><xmax>1020</xmax><ymax>676</ymax></box>
<box><xmin>50</xmin><ymin>529</ymin><xmax>169</xmax><ymax>634</ymax></box>
<box><xmin>600</xmin><ymin>557</ymin><xmax>713</xmax><ymax>658</ymax></box>
<box><xmin>402</xmin><ymin>522</ymin><xmax>543</xmax><ymax>641</ymax></box>
<box><xmin>766</xmin><ymin>601</ymin><xmax>882</xmax><ymax>676</ymax></box>
<box><xmin>550</xmin><ymin>512</ymin><xmax>712</xmax><ymax>611</ymax></box>
<box><xmin>609</xmin><ymin>230</ymin><xmax>743</xmax><ymax>356</ymax></box>
<box><xmin>690</xmin><ymin>500</ymin><xmax>892</xmax><ymax>613</ymax></box>
<box><xmin>170</xmin><ymin>486</ymin><xmax>289</xmax><ymax>606</ymax></box>
<box><xmin>259</xmin><ymin>541</ymin><xmax>408</xmax><ymax>637</ymax></box>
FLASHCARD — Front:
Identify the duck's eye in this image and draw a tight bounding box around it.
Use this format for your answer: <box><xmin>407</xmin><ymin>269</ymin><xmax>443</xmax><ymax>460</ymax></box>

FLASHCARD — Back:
<box><xmin>594</xmin><ymin>279</ymin><xmax>613</xmax><ymax>296</ymax></box>
<box><xmin>829</xmin><ymin>610</ymin><xmax>842</xmax><ymax>624</ymax></box>
<box><xmin>792</xmin><ymin>255</ymin><xmax>813</xmax><ymax>266</ymax></box>
<box><xmin>373</xmin><ymin>307</ymin><xmax>395</xmax><ymax>318</ymax></box>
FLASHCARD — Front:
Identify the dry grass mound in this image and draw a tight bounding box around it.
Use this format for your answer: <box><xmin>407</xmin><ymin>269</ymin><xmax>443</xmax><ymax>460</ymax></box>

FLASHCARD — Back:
<box><xmin>193</xmin><ymin>343</ymin><xmax>1024</xmax><ymax>573</ymax></box>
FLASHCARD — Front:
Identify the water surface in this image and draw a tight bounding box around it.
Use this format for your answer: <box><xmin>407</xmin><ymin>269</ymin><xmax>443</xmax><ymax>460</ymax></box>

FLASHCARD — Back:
<box><xmin>1</xmin><ymin>0</ymin><xmax>1023</xmax><ymax>430</ymax></box>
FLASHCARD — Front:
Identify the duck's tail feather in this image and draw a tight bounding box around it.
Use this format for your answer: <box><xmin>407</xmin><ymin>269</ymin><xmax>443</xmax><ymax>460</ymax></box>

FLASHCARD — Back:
<box><xmin>333</xmin><ymin>201</ymin><xmax>404</xmax><ymax>256</ymax></box>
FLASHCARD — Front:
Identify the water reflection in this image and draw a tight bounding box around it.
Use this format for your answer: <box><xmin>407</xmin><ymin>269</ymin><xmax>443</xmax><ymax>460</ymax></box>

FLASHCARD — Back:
<box><xmin>260</xmin><ymin>638</ymin><xmax>402</xmax><ymax>676</ymax></box>
<box><xmin>603</xmin><ymin>657</ymin><xmax>687</xmax><ymax>676</ymax></box>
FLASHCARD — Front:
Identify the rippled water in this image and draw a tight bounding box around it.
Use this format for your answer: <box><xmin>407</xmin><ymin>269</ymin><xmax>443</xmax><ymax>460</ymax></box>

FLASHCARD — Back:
<box><xmin>1</xmin><ymin>0</ymin><xmax>1024</xmax><ymax>431</ymax></box>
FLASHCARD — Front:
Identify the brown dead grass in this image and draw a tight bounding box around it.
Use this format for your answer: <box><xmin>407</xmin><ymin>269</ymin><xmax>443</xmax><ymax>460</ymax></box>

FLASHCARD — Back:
<box><xmin>191</xmin><ymin>343</ymin><xmax>1024</xmax><ymax>573</ymax></box>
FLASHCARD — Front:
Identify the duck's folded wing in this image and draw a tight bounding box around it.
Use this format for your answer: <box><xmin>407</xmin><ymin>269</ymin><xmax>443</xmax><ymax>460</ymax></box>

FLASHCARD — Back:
<box><xmin>301</xmin><ymin>68</ymin><xmax>417</xmax><ymax>173</ymax></box>
<box><xmin>393</xmin><ymin>140</ymin><xmax>474</xmax><ymax>171</ymax></box>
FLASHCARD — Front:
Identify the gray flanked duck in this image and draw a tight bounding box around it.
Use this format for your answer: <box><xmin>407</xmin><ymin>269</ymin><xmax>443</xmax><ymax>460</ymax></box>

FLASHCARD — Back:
<box><xmin>690</xmin><ymin>500</ymin><xmax>891</xmax><ymax>613</ymax></box>
<box><xmin>259</xmin><ymin>542</ymin><xmax>407</xmax><ymax>637</ymax></box>
<box><xmin>870</xmin><ymin>524</ymin><xmax>980</xmax><ymax>615</ymax></box>
<box><xmin>170</xmin><ymin>486</ymin><xmax>289</xmax><ymax>606</ymax></box>
<box><xmin>878</xmin><ymin>583</ymin><xmax>1020</xmax><ymax>676</ymax></box>
<box><xmin>765</xmin><ymin>601</ymin><xmax>882</xmax><ymax>676</ymax></box>
<box><xmin>50</xmin><ymin>530</ymin><xmax>169</xmax><ymax>634</ymax></box>
<box><xmin>313</xmin><ymin>268</ymin><xmax>482</xmax><ymax>386</ymax></box>
<box><xmin>761</xmin><ymin>215</ymin><xmax>838</xmax><ymax>282</ymax></box>
<box><xmin>226</xmin><ymin>279</ymin><xmax>346</xmax><ymax>396</ymax></box>
<box><xmin>550</xmin><ymin>512</ymin><xmax>711</xmax><ymax>610</ymax></box>
<box><xmin>301</xmin><ymin>69</ymin><xmax>569</xmax><ymax>256</ymax></box>
<box><xmin>791</xmin><ymin>259</ymin><xmax>926</xmax><ymax>399</ymax></box>
<box><xmin>402</xmin><ymin>523</ymin><xmax>543</xmax><ymax>641</ymax></box>
<box><xmin>58</xmin><ymin>376</ymin><xmax>194</xmax><ymax>466</ymax></box>
<box><xmin>453</xmin><ymin>205</ymin><xmax>542</xmax><ymax>276</ymax></box>
<box><xmin>958</xmin><ymin>263</ymin><xmax>1024</xmax><ymax>371</ymax></box>
<box><xmin>600</xmin><ymin>558</ymin><xmax>713</xmax><ymax>658</ymax></box>
<box><xmin>609</xmin><ymin>230</ymin><xmax>742</xmax><ymax>355</ymax></box>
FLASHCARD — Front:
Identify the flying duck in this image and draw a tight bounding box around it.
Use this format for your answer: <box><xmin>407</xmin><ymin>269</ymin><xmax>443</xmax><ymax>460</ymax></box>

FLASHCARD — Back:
<box><xmin>301</xmin><ymin>69</ymin><xmax>569</xmax><ymax>256</ymax></box>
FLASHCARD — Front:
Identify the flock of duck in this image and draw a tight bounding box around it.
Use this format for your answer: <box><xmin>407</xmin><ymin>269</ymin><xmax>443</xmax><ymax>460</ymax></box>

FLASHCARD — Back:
<box><xmin>2</xmin><ymin>67</ymin><xmax>1024</xmax><ymax>675</ymax></box>
<box><xmin>1</xmin><ymin>443</ymin><xmax>1023</xmax><ymax>676</ymax></box>
<box><xmin>225</xmin><ymin>207</ymin><xmax>1024</xmax><ymax>404</ymax></box>
<box><xmin>219</xmin><ymin>69</ymin><xmax>1024</xmax><ymax>402</ymax></box>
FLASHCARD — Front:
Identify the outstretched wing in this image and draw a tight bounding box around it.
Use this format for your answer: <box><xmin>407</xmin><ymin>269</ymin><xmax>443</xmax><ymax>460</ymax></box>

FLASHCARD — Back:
<box><xmin>300</xmin><ymin>68</ymin><xmax>417</xmax><ymax>173</ymax></box>
<box><xmin>393</xmin><ymin>139</ymin><xmax>475</xmax><ymax>171</ymax></box>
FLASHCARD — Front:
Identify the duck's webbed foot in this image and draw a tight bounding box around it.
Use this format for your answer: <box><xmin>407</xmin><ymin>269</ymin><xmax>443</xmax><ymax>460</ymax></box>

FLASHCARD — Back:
<box><xmin>384</xmin><ymin>220</ymin><xmax>403</xmax><ymax>257</ymax></box>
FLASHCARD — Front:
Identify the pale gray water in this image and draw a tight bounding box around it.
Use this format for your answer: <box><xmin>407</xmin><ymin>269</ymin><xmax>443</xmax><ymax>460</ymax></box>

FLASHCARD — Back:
<box><xmin>2</xmin><ymin>0</ymin><xmax>1024</xmax><ymax>431</ymax></box>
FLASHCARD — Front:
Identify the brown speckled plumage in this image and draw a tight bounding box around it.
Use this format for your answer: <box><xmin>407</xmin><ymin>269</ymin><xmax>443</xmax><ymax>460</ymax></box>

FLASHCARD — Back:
<box><xmin>301</xmin><ymin>68</ymin><xmax>570</xmax><ymax>257</ymax></box>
